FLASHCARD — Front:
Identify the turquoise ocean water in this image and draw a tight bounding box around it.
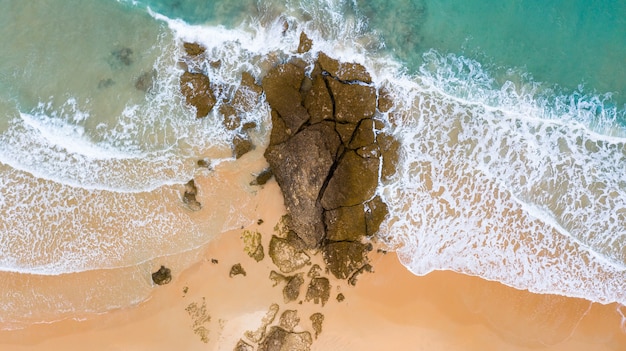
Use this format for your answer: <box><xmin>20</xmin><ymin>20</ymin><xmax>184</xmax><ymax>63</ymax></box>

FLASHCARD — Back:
<box><xmin>0</xmin><ymin>0</ymin><xmax>625</xmax><ymax>330</ymax></box>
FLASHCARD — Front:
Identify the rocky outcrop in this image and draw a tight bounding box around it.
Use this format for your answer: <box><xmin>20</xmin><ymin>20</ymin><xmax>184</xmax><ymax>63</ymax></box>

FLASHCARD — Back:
<box><xmin>152</xmin><ymin>265</ymin><xmax>172</xmax><ymax>285</ymax></box>
<box><xmin>180</xmin><ymin>71</ymin><xmax>217</xmax><ymax>118</ymax></box>
<box><xmin>262</xmin><ymin>36</ymin><xmax>399</xmax><ymax>280</ymax></box>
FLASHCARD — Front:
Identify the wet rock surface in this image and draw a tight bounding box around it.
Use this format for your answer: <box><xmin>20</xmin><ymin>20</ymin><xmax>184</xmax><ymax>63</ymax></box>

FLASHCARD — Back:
<box><xmin>151</xmin><ymin>265</ymin><xmax>172</xmax><ymax>285</ymax></box>
<box><xmin>180</xmin><ymin>71</ymin><xmax>217</xmax><ymax>118</ymax></box>
<box><xmin>262</xmin><ymin>36</ymin><xmax>399</xmax><ymax>280</ymax></box>
<box><xmin>183</xmin><ymin>179</ymin><xmax>202</xmax><ymax>211</ymax></box>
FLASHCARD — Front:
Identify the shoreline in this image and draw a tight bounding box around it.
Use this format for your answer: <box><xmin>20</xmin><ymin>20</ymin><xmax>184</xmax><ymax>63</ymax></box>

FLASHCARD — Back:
<box><xmin>1</xmin><ymin>177</ymin><xmax>624</xmax><ymax>350</ymax></box>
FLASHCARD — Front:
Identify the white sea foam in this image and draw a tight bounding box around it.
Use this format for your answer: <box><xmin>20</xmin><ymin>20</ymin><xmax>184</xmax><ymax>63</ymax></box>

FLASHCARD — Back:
<box><xmin>377</xmin><ymin>52</ymin><xmax>626</xmax><ymax>305</ymax></box>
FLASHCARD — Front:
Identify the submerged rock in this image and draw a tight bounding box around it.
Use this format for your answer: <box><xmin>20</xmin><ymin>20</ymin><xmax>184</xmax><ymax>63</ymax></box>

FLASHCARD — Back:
<box><xmin>180</xmin><ymin>71</ymin><xmax>217</xmax><ymax>118</ymax></box>
<box><xmin>251</xmin><ymin>168</ymin><xmax>273</xmax><ymax>186</ymax></box>
<box><xmin>283</xmin><ymin>274</ymin><xmax>305</xmax><ymax>303</ymax></box>
<box><xmin>151</xmin><ymin>265</ymin><xmax>172</xmax><ymax>285</ymax></box>
<box><xmin>320</xmin><ymin>150</ymin><xmax>379</xmax><ymax>209</ymax></box>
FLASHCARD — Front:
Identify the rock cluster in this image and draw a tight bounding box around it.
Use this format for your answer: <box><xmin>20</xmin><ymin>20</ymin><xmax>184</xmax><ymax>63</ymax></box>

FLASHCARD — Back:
<box><xmin>263</xmin><ymin>33</ymin><xmax>398</xmax><ymax>280</ymax></box>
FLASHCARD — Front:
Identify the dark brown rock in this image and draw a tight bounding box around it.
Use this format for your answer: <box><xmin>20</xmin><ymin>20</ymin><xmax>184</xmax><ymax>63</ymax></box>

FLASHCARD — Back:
<box><xmin>322</xmin><ymin>241</ymin><xmax>369</xmax><ymax>279</ymax></box>
<box><xmin>320</xmin><ymin>150</ymin><xmax>379</xmax><ymax>209</ymax></box>
<box><xmin>324</xmin><ymin>204</ymin><xmax>367</xmax><ymax>241</ymax></box>
<box><xmin>303</xmin><ymin>75</ymin><xmax>333</xmax><ymax>124</ymax></box>
<box><xmin>326</xmin><ymin>78</ymin><xmax>376</xmax><ymax>124</ymax></box>
<box><xmin>258</xmin><ymin>327</ymin><xmax>312</xmax><ymax>351</ymax></box>
<box><xmin>183</xmin><ymin>42</ymin><xmax>206</xmax><ymax>56</ymax></box>
<box><xmin>229</xmin><ymin>263</ymin><xmax>247</xmax><ymax>277</ymax></box>
<box><xmin>152</xmin><ymin>265</ymin><xmax>172</xmax><ymax>285</ymax></box>
<box><xmin>297</xmin><ymin>32</ymin><xmax>313</xmax><ymax>54</ymax></box>
<box><xmin>180</xmin><ymin>71</ymin><xmax>217</xmax><ymax>118</ymax></box>
<box><xmin>234</xmin><ymin>339</ymin><xmax>255</xmax><ymax>351</ymax></box>
<box><xmin>317</xmin><ymin>52</ymin><xmax>372</xmax><ymax>83</ymax></box>
<box><xmin>183</xmin><ymin>179</ymin><xmax>202</xmax><ymax>211</ymax></box>
<box><xmin>268</xmin><ymin>236</ymin><xmax>310</xmax><ymax>273</ymax></box>
<box><xmin>251</xmin><ymin>168</ymin><xmax>273</xmax><ymax>186</ymax></box>
<box><xmin>261</xmin><ymin>63</ymin><xmax>310</xmax><ymax>133</ymax></box>
<box><xmin>265</xmin><ymin>123</ymin><xmax>341</xmax><ymax>248</ymax></box>
<box><xmin>305</xmin><ymin>277</ymin><xmax>330</xmax><ymax>306</ymax></box>
<box><xmin>233</xmin><ymin>134</ymin><xmax>253</xmax><ymax>159</ymax></box>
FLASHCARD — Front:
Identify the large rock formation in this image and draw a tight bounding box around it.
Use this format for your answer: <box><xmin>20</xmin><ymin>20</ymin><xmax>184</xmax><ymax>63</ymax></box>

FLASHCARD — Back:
<box><xmin>263</xmin><ymin>35</ymin><xmax>399</xmax><ymax>280</ymax></box>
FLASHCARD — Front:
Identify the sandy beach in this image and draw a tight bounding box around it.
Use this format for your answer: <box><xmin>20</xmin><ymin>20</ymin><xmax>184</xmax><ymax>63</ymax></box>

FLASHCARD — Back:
<box><xmin>0</xmin><ymin>166</ymin><xmax>624</xmax><ymax>351</ymax></box>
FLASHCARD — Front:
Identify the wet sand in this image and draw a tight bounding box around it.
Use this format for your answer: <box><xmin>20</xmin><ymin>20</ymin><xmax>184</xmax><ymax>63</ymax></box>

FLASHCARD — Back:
<box><xmin>0</xmin><ymin>166</ymin><xmax>624</xmax><ymax>350</ymax></box>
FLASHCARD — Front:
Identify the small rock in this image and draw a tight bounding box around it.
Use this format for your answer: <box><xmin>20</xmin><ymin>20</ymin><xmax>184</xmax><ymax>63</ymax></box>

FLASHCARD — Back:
<box><xmin>180</xmin><ymin>71</ymin><xmax>217</xmax><ymax>118</ymax></box>
<box><xmin>377</xmin><ymin>87</ymin><xmax>395</xmax><ymax>113</ymax></box>
<box><xmin>310</xmin><ymin>313</ymin><xmax>324</xmax><ymax>338</ymax></box>
<box><xmin>305</xmin><ymin>277</ymin><xmax>330</xmax><ymax>306</ymax></box>
<box><xmin>98</xmin><ymin>78</ymin><xmax>115</xmax><ymax>89</ymax></box>
<box><xmin>250</xmin><ymin>168</ymin><xmax>273</xmax><ymax>186</ymax></box>
<box><xmin>336</xmin><ymin>293</ymin><xmax>345</xmax><ymax>302</ymax></box>
<box><xmin>297</xmin><ymin>32</ymin><xmax>313</xmax><ymax>54</ymax></box>
<box><xmin>183</xmin><ymin>179</ymin><xmax>202</xmax><ymax>211</ymax></box>
<box><xmin>233</xmin><ymin>134</ymin><xmax>254</xmax><ymax>159</ymax></box>
<box><xmin>229</xmin><ymin>263</ymin><xmax>247</xmax><ymax>277</ymax></box>
<box><xmin>183</xmin><ymin>42</ymin><xmax>206</xmax><ymax>56</ymax></box>
<box><xmin>322</xmin><ymin>241</ymin><xmax>369</xmax><ymax>280</ymax></box>
<box><xmin>152</xmin><ymin>265</ymin><xmax>172</xmax><ymax>285</ymax></box>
